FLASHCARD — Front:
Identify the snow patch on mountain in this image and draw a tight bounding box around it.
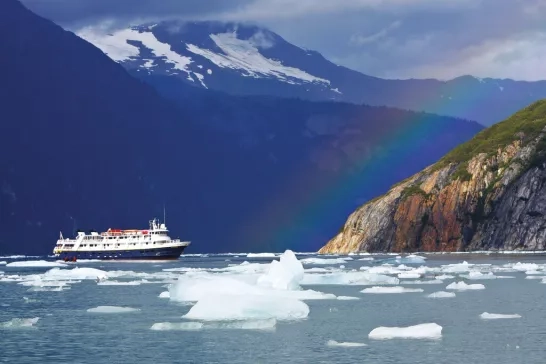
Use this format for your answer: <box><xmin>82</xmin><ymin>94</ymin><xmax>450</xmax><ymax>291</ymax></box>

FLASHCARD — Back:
<box><xmin>78</xmin><ymin>27</ymin><xmax>198</xmax><ymax>83</ymax></box>
<box><xmin>186</xmin><ymin>31</ymin><xmax>330</xmax><ymax>86</ymax></box>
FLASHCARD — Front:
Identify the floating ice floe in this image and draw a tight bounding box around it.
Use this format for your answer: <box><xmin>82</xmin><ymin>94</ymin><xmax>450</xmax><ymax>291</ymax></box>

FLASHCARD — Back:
<box><xmin>151</xmin><ymin>319</ymin><xmax>277</xmax><ymax>331</ymax></box>
<box><xmin>361</xmin><ymin>286</ymin><xmax>423</xmax><ymax>294</ymax></box>
<box><xmin>300</xmin><ymin>257</ymin><xmax>350</xmax><ymax>265</ymax></box>
<box><xmin>87</xmin><ymin>306</ymin><xmax>140</xmax><ymax>313</ymax></box>
<box><xmin>0</xmin><ymin>261</ymin><xmax>6</xmax><ymax>265</ymax></box>
<box><xmin>246</xmin><ymin>253</ymin><xmax>277</xmax><ymax>258</ymax></box>
<box><xmin>337</xmin><ymin>296</ymin><xmax>360</xmax><ymax>300</ymax></box>
<box><xmin>395</xmin><ymin>255</ymin><xmax>427</xmax><ymax>264</ymax></box>
<box><xmin>326</xmin><ymin>340</ymin><xmax>367</xmax><ymax>347</ymax></box>
<box><xmin>0</xmin><ymin>317</ymin><xmax>40</xmax><ymax>329</ymax></box>
<box><xmin>159</xmin><ymin>291</ymin><xmax>170</xmax><ymax>298</ymax></box>
<box><xmin>480</xmin><ymin>312</ymin><xmax>521</xmax><ymax>319</ymax></box>
<box><xmin>150</xmin><ymin>322</ymin><xmax>204</xmax><ymax>331</ymax></box>
<box><xmin>401</xmin><ymin>279</ymin><xmax>444</xmax><ymax>285</ymax></box>
<box><xmin>446</xmin><ymin>281</ymin><xmax>485</xmax><ymax>291</ymax></box>
<box><xmin>6</xmin><ymin>260</ymin><xmax>67</xmax><ymax>268</ymax></box>
<box><xmin>435</xmin><ymin>274</ymin><xmax>455</xmax><ymax>280</ymax></box>
<box><xmin>397</xmin><ymin>272</ymin><xmax>422</xmax><ymax>279</ymax></box>
<box><xmin>510</xmin><ymin>262</ymin><xmax>540</xmax><ymax>272</ymax></box>
<box><xmin>427</xmin><ymin>291</ymin><xmax>456</xmax><ymax>298</ymax></box>
<box><xmin>184</xmin><ymin>295</ymin><xmax>309</xmax><ymax>321</ymax></box>
<box><xmin>97</xmin><ymin>280</ymin><xmax>145</xmax><ymax>286</ymax></box>
<box><xmin>368</xmin><ymin>323</ymin><xmax>442</xmax><ymax>340</ymax></box>
<box><xmin>460</xmin><ymin>272</ymin><xmax>498</xmax><ymax>280</ymax></box>
<box><xmin>301</xmin><ymin>271</ymin><xmax>399</xmax><ymax>286</ymax></box>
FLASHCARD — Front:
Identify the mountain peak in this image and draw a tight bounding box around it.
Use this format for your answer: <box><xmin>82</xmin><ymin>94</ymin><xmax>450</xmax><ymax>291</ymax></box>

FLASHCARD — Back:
<box><xmin>77</xmin><ymin>20</ymin><xmax>332</xmax><ymax>92</ymax></box>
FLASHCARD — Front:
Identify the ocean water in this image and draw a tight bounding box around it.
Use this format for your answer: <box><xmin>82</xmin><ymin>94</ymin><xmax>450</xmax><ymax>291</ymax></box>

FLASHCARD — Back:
<box><xmin>1</xmin><ymin>253</ymin><xmax>546</xmax><ymax>364</ymax></box>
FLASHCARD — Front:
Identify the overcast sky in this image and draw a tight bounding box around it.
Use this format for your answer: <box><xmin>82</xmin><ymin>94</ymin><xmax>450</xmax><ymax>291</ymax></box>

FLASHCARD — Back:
<box><xmin>21</xmin><ymin>0</ymin><xmax>546</xmax><ymax>81</ymax></box>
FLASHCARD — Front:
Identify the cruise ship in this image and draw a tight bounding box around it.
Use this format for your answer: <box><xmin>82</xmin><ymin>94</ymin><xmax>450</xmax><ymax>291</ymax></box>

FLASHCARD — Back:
<box><xmin>53</xmin><ymin>218</ymin><xmax>190</xmax><ymax>260</ymax></box>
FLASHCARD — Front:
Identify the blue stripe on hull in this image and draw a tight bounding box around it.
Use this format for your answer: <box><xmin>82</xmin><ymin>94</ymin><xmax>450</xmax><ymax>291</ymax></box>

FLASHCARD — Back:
<box><xmin>57</xmin><ymin>245</ymin><xmax>186</xmax><ymax>260</ymax></box>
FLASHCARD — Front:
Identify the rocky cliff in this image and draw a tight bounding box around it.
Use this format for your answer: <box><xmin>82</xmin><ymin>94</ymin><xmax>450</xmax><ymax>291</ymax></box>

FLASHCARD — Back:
<box><xmin>320</xmin><ymin>100</ymin><xmax>546</xmax><ymax>253</ymax></box>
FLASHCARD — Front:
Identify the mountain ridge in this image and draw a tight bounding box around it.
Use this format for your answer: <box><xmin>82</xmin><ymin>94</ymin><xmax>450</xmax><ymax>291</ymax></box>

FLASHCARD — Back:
<box><xmin>319</xmin><ymin>100</ymin><xmax>546</xmax><ymax>253</ymax></box>
<box><xmin>77</xmin><ymin>20</ymin><xmax>546</xmax><ymax>126</ymax></box>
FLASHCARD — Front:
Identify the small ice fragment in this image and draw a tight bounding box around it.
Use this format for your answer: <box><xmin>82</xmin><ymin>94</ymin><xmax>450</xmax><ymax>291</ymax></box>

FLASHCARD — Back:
<box><xmin>159</xmin><ymin>291</ymin><xmax>170</xmax><ymax>298</ymax></box>
<box><xmin>427</xmin><ymin>291</ymin><xmax>456</xmax><ymax>298</ymax></box>
<box><xmin>6</xmin><ymin>260</ymin><xmax>67</xmax><ymax>268</ymax></box>
<box><xmin>246</xmin><ymin>253</ymin><xmax>276</xmax><ymax>258</ymax></box>
<box><xmin>1</xmin><ymin>317</ymin><xmax>40</xmax><ymax>329</ymax></box>
<box><xmin>327</xmin><ymin>340</ymin><xmax>367</xmax><ymax>347</ymax></box>
<box><xmin>368</xmin><ymin>323</ymin><xmax>442</xmax><ymax>340</ymax></box>
<box><xmin>446</xmin><ymin>281</ymin><xmax>485</xmax><ymax>291</ymax></box>
<box><xmin>86</xmin><ymin>306</ymin><xmax>140</xmax><ymax>313</ymax></box>
<box><xmin>0</xmin><ymin>261</ymin><xmax>7</xmax><ymax>265</ymax></box>
<box><xmin>337</xmin><ymin>296</ymin><xmax>360</xmax><ymax>300</ymax></box>
<box><xmin>480</xmin><ymin>312</ymin><xmax>521</xmax><ymax>319</ymax></box>
<box><xmin>150</xmin><ymin>322</ymin><xmax>203</xmax><ymax>331</ymax></box>
<box><xmin>361</xmin><ymin>286</ymin><xmax>423</xmax><ymax>294</ymax></box>
<box><xmin>398</xmin><ymin>272</ymin><xmax>421</xmax><ymax>279</ymax></box>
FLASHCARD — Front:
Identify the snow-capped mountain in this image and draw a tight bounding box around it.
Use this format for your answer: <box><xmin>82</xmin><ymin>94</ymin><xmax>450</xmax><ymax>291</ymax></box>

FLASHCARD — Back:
<box><xmin>79</xmin><ymin>21</ymin><xmax>546</xmax><ymax>126</ymax></box>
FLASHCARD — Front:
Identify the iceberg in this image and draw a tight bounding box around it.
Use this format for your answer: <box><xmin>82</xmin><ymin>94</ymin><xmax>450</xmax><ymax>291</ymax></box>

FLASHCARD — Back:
<box><xmin>183</xmin><ymin>295</ymin><xmax>309</xmax><ymax>321</ymax></box>
<box><xmin>369</xmin><ymin>323</ymin><xmax>442</xmax><ymax>340</ymax></box>
<box><xmin>480</xmin><ymin>312</ymin><xmax>521</xmax><ymax>319</ymax></box>
<box><xmin>257</xmin><ymin>250</ymin><xmax>304</xmax><ymax>290</ymax></box>
<box><xmin>361</xmin><ymin>286</ymin><xmax>423</xmax><ymax>294</ymax></box>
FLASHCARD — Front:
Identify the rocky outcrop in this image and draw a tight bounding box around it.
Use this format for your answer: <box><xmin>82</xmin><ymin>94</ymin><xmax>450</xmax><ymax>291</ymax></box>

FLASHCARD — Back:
<box><xmin>320</xmin><ymin>101</ymin><xmax>546</xmax><ymax>253</ymax></box>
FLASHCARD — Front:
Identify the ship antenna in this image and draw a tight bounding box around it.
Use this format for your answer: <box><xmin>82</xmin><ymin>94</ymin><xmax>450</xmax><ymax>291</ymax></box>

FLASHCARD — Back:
<box><xmin>163</xmin><ymin>203</ymin><xmax>166</xmax><ymax>226</ymax></box>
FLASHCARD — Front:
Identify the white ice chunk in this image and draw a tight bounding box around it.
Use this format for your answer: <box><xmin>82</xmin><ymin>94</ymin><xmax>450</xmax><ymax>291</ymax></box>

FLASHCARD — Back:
<box><xmin>0</xmin><ymin>261</ymin><xmax>6</xmax><ymax>265</ymax></box>
<box><xmin>427</xmin><ymin>291</ymin><xmax>456</xmax><ymax>298</ymax></box>
<box><xmin>159</xmin><ymin>291</ymin><xmax>170</xmax><ymax>298</ymax></box>
<box><xmin>369</xmin><ymin>323</ymin><xmax>442</xmax><ymax>340</ymax></box>
<box><xmin>480</xmin><ymin>312</ymin><xmax>521</xmax><ymax>319</ymax></box>
<box><xmin>401</xmin><ymin>280</ymin><xmax>444</xmax><ymax>285</ymax></box>
<box><xmin>6</xmin><ymin>260</ymin><xmax>67</xmax><ymax>268</ymax></box>
<box><xmin>435</xmin><ymin>274</ymin><xmax>455</xmax><ymax>280</ymax></box>
<box><xmin>183</xmin><ymin>295</ymin><xmax>309</xmax><ymax>321</ymax></box>
<box><xmin>398</xmin><ymin>272</ymin><xmax>422</xmax><ymax>279</ymax></box>
<box><xmin>396</xmin><ymin>255</ymin><xmax>427</xmax><ymax>264</ymax></box>
<box><xmin>301</xmin><ymin>271</ymin><xmax>399</xmax><ymax>286</ymax></box>
<box><xmin>87</xmin><ymin>306</ymin><xmax>140</xmax><ymax>313</ymax></box>
<box><xmin>361</xmin><ymin>286</ymin><xmax>423</xmax><ymax>294</ymax></box>
<box><xmin>446</xmin><ymin>281</ymin><xmax>485</xmax><ymax>290</ymax></box>
<box><xmin>0</xmin><ymin>317</ymin><xmax>39</xmax><ymax>329</ymax></box>
<box><xmin>511</xmin><ymin>262</ymin><xmax>539</xmax><ymax>271</ymax></box>
<box><xmin>461</xmin><ymin>272</ymin><xmax>497</xmax><ymax>280</ymax></box>
<box><xmin>150</xmin><ymin>322</ymin><xmax>203</xmax><ymax>331</ymax></box>
<box><xmin>97</xmin><ymin>280</ymin><xmax>143</xmax><ymax>286</ymax></box>
<box><xmin>300</xmin><ymin>258</ymin><xmax>349</xmax><ymax>265</ymax></box>
<box><xmin>246</xmin><ymin>253</ymin><xmax>276</xmax><ymax>258</ymax></box>
<box><xmin>44</xmin><ymin>267</ymin><xmax>108</xmax><ymax>280</ymax></box>
<box><xmin>257</xmin><ymin>250</ymin><xmax>304</xmax><ymax>290</ymax></box>
<box><xmin>441</xmin><ymin>261</ymin><xmax>472</xmax><ymax>273</ymax></box>
<box><xmin>337</xmin><ymin>296</ymin><xmax>360</xmax><ymax>300</ymax></box>
<box><xmin>326</xmin><ymin>340</ymin><xmax>367</xmax><ymax>347</ymax></box>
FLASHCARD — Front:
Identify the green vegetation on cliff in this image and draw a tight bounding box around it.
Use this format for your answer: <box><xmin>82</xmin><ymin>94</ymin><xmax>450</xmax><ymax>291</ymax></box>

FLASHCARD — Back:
<box><xmin>433</xmin><ymin>99</ymin><xmax>546</xmax><ymax>177</ymax></box>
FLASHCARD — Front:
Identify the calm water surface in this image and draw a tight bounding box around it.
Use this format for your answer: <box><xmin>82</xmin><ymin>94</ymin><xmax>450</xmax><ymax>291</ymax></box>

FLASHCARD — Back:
<box><xmin>1</xmin><ymin>253</ymin><xmax>545</xmax><ymax>364</ymax></box>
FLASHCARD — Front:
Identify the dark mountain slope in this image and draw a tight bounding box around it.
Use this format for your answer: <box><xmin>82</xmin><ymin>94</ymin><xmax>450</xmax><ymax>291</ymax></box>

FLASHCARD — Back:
<box><xmin>0</xmin><ymin>0</ymin><xmax>482</xmax><ymax>254</ymax></box>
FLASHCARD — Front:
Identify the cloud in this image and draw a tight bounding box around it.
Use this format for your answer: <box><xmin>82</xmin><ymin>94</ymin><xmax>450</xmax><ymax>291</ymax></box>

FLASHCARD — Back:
<box><xmin>349</xmin><ymin>21</ymin><xmax>402</xmax><ymax>46</ymax></box>
<box><xmin>19</xmin><ymin>0</ymin><xmax>546</xmax><ymax>81</ymax></box>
